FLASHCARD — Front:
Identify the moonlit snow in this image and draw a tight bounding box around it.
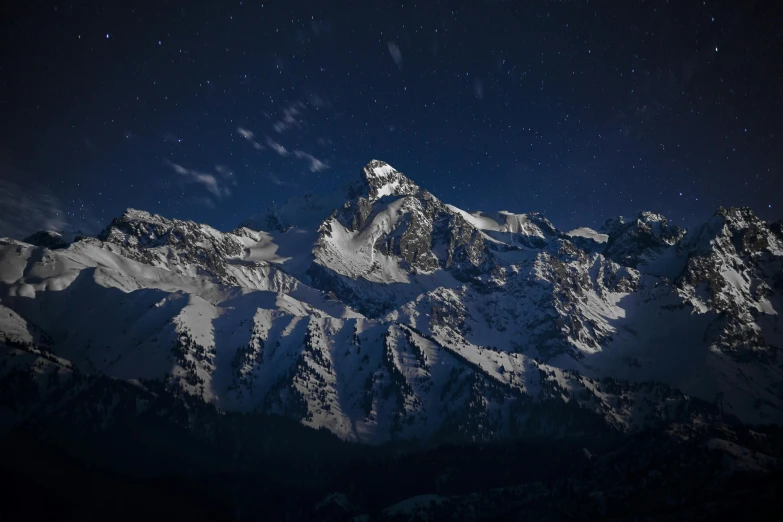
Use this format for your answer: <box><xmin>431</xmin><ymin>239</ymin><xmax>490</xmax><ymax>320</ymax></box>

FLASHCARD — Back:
<box><xmin>2</xmin><ymin>161</ymin><xmax>782</xmax><ymax>444</ymax></box>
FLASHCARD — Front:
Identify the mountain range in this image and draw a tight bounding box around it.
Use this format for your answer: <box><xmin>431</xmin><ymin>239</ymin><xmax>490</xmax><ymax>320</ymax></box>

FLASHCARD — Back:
<box><xmin>2</xmin><ymin>159</ymin><xmax>782</xmax><ymax>443</ymax></box>
<box><xmin>1</xmin><ymin>160</ymin><xmax>782</xmax><ymax>519</ymax></box>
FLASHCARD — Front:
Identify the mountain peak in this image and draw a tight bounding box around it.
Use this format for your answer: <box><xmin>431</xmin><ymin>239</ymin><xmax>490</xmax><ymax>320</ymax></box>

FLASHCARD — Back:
<box><xmin>600</xmin><ymin>211</ymin><xmax>672</xmax><ymax>236</ymax></box>
<box><xmin>362</xmin><ymin>159</ymin><xmax>395</xmax><ymax>179</ymax></box>
<box><xmin>359</xmin><ymin>160</ymin><xmax>419</xmax><ymax>201</ymax></box>
<box><xmin>687</xmin><ymin>206</ymin><xmax>783</xmax><ymax>257</ymax></box>
<box><xmin>118</xmin><ymin>208</ymin><xmax>168</xmax><ymax>224</ymax></box>
<box><xmin>98</xmin><ymin>207</ymin><xmax>223</xmax><ymax>251</ymax></box>
<box><xmin>714</xmin><ymin>206</ymin><xmax>765</xmax><ymax>228</ymax></box>
<box><xmin>601</xmin><ymin>211</ymin><xmax>684</xmax><ymax>267</ymax></box>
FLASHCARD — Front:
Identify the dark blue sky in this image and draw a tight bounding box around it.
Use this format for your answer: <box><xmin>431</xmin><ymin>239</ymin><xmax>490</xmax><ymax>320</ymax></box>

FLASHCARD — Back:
<box><xmin>1</xmin><ymin>0</ymin><xmax>781</xmax><ymax>237</ymax></box>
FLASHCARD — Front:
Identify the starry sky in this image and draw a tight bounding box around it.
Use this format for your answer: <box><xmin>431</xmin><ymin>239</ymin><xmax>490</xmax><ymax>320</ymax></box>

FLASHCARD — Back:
<box><xmin>1</xmin><ymin>0</ymin><xmax>781</xmax><ymax>238</ymax></box>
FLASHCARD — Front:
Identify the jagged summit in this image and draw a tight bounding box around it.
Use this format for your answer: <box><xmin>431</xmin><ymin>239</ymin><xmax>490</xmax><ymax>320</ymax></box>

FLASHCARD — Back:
<box><xmin>362</xmin><ymin>159</ymin><xmax>397</xmax><ymax>181</ymax></box>
<box><xmin>601</xmin><ymin>211</ymin><xmax>684</xmax><ymax>268</ymax></box>
<box><xmin>600</xmin><ymin>211</ymin><xmax>675</xmax><ymax>237</ymax></box>
<box><xmin>119</xmin><ymin>207</ymin><xmax>160</xmax><ymax>222</ymax></box>
<box><xmin>682</xmin><ymin>206</ymin><xmax>783</xmax><ymax>259</ymax></box>
<box><xmin>715</xmin><ymin>205</ymin><xmax>761</xmax><ymax>222</ymax></box>
<box><xmin>99</xmin><ymin>207</ymin><xmax>223</xmax><ymax>245</ymax></box>
<box><xmin>99</xmin><ymin>208</ymin><xmax>201</xmax><ymax>238</ymax></box>
<box><xmin>356</xmin><ymin>159</ymin><xmax>420</xmax><ymax>201</ymax></box>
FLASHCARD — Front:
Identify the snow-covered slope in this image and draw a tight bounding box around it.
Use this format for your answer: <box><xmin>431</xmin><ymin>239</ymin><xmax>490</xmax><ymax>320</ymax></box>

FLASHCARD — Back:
<box><xmin>567</xmin><ymin>227</ymin><xmax>608</xmax><ymax>243</ymax></box>
<box><xmin>1</xmin><ymin>160</ymin><xmax>782</xmax><ymax>444</ymax></box>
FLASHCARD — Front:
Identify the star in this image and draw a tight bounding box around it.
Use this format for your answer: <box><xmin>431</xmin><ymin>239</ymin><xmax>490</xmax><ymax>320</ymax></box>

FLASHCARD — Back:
<box><xmin>0</xmin><ymin>0</ymin><xmax>778</xmax><ymax>236</ymax></box>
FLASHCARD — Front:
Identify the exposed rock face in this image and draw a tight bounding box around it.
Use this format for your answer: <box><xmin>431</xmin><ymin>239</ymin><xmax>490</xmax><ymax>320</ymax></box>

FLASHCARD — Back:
<box><xmin>373</xmin><ymin>194</ymin><xmax>440</xmax><ymax>272</ymax></box>
<box><xmin>673</xmin><ymin>207</ymin><xmax>783</xmax><ymax>367</ymax></box>
<box><xmin>1</xmin><ymin>160</ymin><xmax>782</xmax><ymax>446</ymax></box>
<box><xmin>360</xmin><ymin>159</ymin><xmax>421</xmax><ymax>202</ymax></box>
<box><xmin>339</xmin><ymin>160</ymin><xmax>421</xmax><ymax>232</ymax></box>
<box><xmin>98</xmin><ymin>208</ymin><xmax>246</xmax><ymax>284</ymax></box>
<box><xmin>601</xmin><ymin>211</ymin><xmax>685</xmax><ymax>268</ymax></box>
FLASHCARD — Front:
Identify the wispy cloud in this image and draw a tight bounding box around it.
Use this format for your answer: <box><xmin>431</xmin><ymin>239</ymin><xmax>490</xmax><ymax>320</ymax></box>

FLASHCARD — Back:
<box><xmin>0</xmin><ymin>164</ymin><xmax>100</xmax><ymax>240</ymax></box>
<box><xmin>192</xmin><ymin>196</ymin><xmax>216</xmax><ymax>210</ymax></box>
<box><xmin>266</xmin><ymin>173</ymin><xmax>299</xmax><ymax>188</ymax></box>
<box><xmin>237</xmin><ymin>127</ymin><xmax>264</xmax><ymax>150</ymax></box>
<box><xmin>308</xmin><ymin>93</ymin><xmax>326</xmax><ymax>108</ymax></box>
<box><xmin>166</xmin><ymin>160</ymin><xmax>236</xmax><ymax>199</ymax></box>
<box><xmin>293</xmin><ymin>150</ymin><xmax>329</xmax><ymax>172</ymax></box>
<box><xmin>473</xmin><ymin>78</ymin><xmax>484</xmax><ymax>100</ymax></box>
<box><xmin>310</xmin><ymin>19</ymin><xmax>332</xmax><ymax>38</ymax></box>
<box><xmin>272</xmin><ymin>102</ymin><xmax>306</xmax><ymax>133</ymax></box>
<box><xmin>215</xmin><ymin>164</ymin><xmax>236</xmax><ymax>182</ymax></box>
<box><xmin>266</xmin><ymin>137</ymin><xmax>290</xmax><ymax>156</ymax></box>
<box><xmin>387</xmin><ymin>41</ymin><xmax>403</xmax><ymax>69</ymax></box>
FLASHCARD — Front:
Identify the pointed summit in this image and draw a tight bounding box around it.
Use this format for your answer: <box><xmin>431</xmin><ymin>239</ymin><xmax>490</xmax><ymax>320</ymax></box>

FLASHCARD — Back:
<box><xmin>358</xmin><ymin>160</ymin><xmax>419</xmax><ymax>201</ymax></box>
<box><xmin>682</xmin><ymin>206</ymin><xmax>782</xmax><ymax>257</ymax></box>
<box><xmin>334</xmin><ymin>160</ymin><xmax>423</xmax><ymax>232</ymax></box>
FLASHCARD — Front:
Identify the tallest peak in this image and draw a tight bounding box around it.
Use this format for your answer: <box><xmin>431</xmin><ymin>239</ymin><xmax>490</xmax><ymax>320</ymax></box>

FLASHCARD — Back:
<box><xmin>359</xmin><ymin>159</ymin><xmax>419</xmax><ymax>201</ymax></box>
<box><xmin>362</xmin><ymin>159</ymin><xmax>397</xmax><ymax>179</ymax></box>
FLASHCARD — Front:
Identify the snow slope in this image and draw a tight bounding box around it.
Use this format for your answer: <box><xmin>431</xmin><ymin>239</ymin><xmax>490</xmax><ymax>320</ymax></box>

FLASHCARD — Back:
<box><xmin>568</xmin><ymin>227</ymin><xmax>608</xmax><ymax>243</ymax></box>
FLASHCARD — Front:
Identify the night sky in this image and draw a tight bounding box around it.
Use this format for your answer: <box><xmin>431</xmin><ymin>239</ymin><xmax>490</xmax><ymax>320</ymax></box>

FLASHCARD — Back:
<box><xmin>1</xmin><ymin>0</ymin><xmax>781</xmax><ymax>238</ymax></box>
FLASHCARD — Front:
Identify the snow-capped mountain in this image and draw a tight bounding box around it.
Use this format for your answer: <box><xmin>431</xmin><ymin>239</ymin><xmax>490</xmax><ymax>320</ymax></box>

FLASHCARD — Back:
<box><xmin>1</xmin><ymin>160</ymin><xmax>782</xmax><ymax>444</ymax></box>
